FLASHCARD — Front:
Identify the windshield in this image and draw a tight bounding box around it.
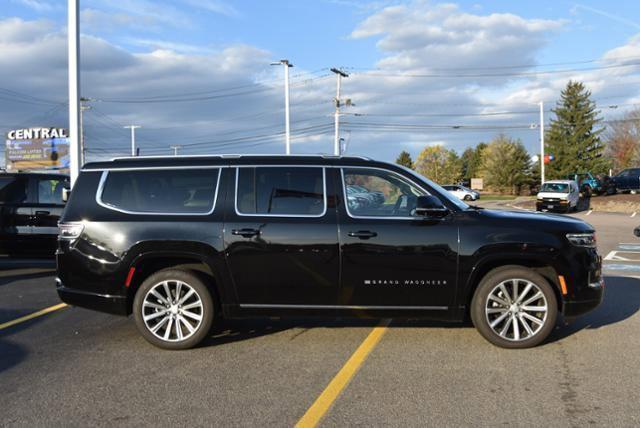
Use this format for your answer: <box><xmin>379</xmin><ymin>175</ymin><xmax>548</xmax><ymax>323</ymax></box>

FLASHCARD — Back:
<box><xmin>540</xmin><ymin>183</ymin><xmax>569</xmax><ymax>193</ymax></box>
<box><xmin>396</xmin><ymin>165</ymin><xmax>470</xmax><ymax>210</ymax></box>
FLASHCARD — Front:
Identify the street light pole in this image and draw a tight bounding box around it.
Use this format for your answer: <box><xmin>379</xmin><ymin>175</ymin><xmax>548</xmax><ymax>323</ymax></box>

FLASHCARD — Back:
<box><xmin>67</xmin><ymin>0</ymin><xmax>81</xmax><ymax>185</ymax></box>
<box><xmin>271</xmin><ymin>60</ymin><xmax>293</xmax><ymax>155</ymax></box>
<box><xmin>170</xmin><ymin>145</ymin><xmax>181</xmax><ymax>156</ymax></box>
<box><xmin>539</xmin><ymin>101</ymin><xmax>545</xmax><ymax>185</ymax></box>
<box><xmin>331</xmin><ymin>68</ymin><xmax>349</xmax><ymax>156</ymax></box>
<box><xmin>124</xmin><ymin>125</ymin><xmax>141</xmax><ymax>156</ymax></box>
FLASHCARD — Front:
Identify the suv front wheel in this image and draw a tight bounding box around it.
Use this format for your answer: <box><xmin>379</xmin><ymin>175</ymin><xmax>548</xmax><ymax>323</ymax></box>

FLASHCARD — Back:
<box><xmin>133</xmin><ymin>269</ymin><xmax>215</xmax><ymax>350</ymax></box>
<box><xmin>471</xmin><ymin>266</ymin><xmax>557</xmax><ymax>348</ymax></box>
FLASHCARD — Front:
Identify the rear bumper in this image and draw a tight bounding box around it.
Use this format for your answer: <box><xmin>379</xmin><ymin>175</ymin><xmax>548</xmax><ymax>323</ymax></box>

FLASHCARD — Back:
<box><xmin>56</xmin><ymin>278</ymin><xmax>128</xmax><ymax>316</ymax></box>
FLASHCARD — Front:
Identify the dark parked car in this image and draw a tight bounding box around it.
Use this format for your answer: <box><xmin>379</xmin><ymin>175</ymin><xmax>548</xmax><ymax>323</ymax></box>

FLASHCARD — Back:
<box><xmin>56</xmin><ymin>155</ymin><xmax>603</xmax><ymax>349</ymax></box>
<box><xmin>609</xmin><ymin>168</ymin><xmax>640</xmax><ymax>194</ymax></box>
<box><xmin>1</xmin><ymin>172</ymin><xmax>69</xmax><ymax>257</ymax></box>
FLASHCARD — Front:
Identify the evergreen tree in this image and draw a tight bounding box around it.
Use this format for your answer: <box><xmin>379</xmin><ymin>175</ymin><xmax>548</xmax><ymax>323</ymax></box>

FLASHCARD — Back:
<box><xmin>545</xmin><ymin>81</ymin><xmax>608</xmax><ymax>178</ymax></box>
<box><xmin>395</xmin><ymin>150</ymin><xmax>414</xmax><ymax>169</ymax></box>
<box><xmin>461</xmin><ymin>142</ymin><xmax>487</xmax><ymax>180</ymax></box>
<box><xmin>480</xmin><ymin>135</ymin><xmax>532</xmax><ymax>194</ymax></box>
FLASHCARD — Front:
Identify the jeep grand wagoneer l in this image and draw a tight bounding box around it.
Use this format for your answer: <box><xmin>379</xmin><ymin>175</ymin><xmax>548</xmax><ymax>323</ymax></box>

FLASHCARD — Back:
<box><xmin>56</xmin><ymin>155</ymin><xmax>603</xmax><ymax>349</ymax></box>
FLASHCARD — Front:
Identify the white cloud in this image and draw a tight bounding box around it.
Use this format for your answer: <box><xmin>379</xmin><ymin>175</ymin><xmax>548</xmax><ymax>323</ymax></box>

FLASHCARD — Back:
<box><xmin>182</xmin><ymin>0</ymin><xmax>239</xmax><ymax>17</ymax></box>
<box><xmin>11</xmin><ymin>0</ymin><xmax>56</xmax><ymax>13</ymax></box>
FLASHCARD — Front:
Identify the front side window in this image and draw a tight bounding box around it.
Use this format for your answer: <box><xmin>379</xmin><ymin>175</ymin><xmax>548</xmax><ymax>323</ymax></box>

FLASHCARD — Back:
<box><xmin>100</xmin><ymin>168</ymin><xmax>220</xmax><ymax>214</ymax></box>
<box><xmin>342</xmin><ymin>168</ymin><xmax>427</xmax><ymax>218</ymax></box>
<box><xmin>236</xmin><ymin>167</ymin><xmax>325</xmax><ymax>216</ymax></box>
<box><xmin>37</xmin><ymin>178</ymin><xmax>66</xmax><ymax>204</ymax></box>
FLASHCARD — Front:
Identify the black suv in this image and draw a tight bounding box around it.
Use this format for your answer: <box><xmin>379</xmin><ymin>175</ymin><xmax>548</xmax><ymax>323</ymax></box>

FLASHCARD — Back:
<box><xmin>1</xmin><ymin>172</ymin><xmax>69</xmax><ymax>257</ymax></box>
<box><xmin>56</xmin><ymin>155</ymin><xmax>603</xmax><ymax>349</ymax></box>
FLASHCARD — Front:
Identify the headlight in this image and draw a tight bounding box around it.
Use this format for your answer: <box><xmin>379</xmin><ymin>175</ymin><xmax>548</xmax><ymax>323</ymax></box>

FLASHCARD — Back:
<box><xmin>566</xmin><ymin>232</ymin><xmax>596</xmax><ymax>248</ymax></box>
<box><xmin>58</xmin><ymin>222</ymin><xmax>84</xmax><ymax>239</ymax></box>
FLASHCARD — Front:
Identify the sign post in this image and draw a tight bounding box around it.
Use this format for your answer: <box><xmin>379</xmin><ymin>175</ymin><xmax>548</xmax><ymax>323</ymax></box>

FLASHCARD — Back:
<box><xmin>68</xmin><ymin>0</ymin><xmax>81</xmax><ymax>185</ymax></box>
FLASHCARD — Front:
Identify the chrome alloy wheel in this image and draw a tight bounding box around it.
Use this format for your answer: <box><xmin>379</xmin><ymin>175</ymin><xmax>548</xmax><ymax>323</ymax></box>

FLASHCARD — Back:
<box><xmin>485</xmin><ymin>278</ymin><xmax>548</xmax><ymax>342</ymax></box>
<box><xmin>142</xmin><ymin>280</ymin><xmax>204</xmax><ymax>342</ymax></box>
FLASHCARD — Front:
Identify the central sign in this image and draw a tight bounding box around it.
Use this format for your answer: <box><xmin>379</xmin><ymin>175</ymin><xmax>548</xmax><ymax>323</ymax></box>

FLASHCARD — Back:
<box><xmin>5</xmin><ymin>127</ymin><xmax>70</xmax><ymax>172</ymax></box>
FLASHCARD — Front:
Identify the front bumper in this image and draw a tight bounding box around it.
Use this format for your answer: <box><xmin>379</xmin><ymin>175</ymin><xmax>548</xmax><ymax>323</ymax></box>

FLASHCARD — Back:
<box><xmin>536</xmin><ymin>199</ymin><xmax>569</xmax><ymax>211</ymax></box>
<box><xmin>563</xmin><ymin>277</ymin><xmax>604</xmax><ymax>317</ymax></box>
<box><xmin>56</xmin><ymin>278</ymin><xmax>128</xmax><ymax>316</ymax></box>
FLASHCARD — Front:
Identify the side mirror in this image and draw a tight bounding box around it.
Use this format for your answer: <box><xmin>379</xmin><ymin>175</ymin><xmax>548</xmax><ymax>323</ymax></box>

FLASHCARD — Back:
<box><xmin>62</xmin><ymin>187</ymin><xmax>71</xmax><ymax>203</ymax></box>
<box><xmin>634</xmin><ymin>226</ymin><xmax>640</xmax><ymax>237</ymax></box>
<box><xmin>415</xmin><ymin>195</ymin><xmax>449</xmax><ymax>218</ymax></box>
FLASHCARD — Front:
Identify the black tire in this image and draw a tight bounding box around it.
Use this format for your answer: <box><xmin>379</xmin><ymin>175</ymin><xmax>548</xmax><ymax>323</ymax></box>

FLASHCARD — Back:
<box><xmin>464</xmin><ymin>195</ymin><xmax>472</xmax><ymax>201</ymax></box>
<box><xmin>470</xmin><ymin>266</ymin><xmax>558</xmax><ymax>349</ymax></box>
<box><xmin>133</xmin><ymin>269</ymin><xmax>215</xmax><ymax>350</ymax></box>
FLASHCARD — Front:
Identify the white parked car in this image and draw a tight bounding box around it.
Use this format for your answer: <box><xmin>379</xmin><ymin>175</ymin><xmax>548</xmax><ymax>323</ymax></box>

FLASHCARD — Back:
<box><xmin>536</xmin><ymin>180</ymin><xmax>579</xmax><ymax>213</ymax></box>
<box><xmin>442</xmin><ymin>184</ymin><xmax>480</xmax><ymax>201</ymax></box>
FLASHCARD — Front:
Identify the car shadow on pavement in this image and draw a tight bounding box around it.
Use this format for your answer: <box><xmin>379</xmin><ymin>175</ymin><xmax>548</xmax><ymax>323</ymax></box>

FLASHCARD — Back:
<box><xmin>0</xmin><ymin>309</ymin><xmax>44</xmax><ymax>374</ymax></box>
<box><xmin>548</xmin><ymin>275</ymin><xmax>640</xmax><ymax>343</ymax></box>
<box><xmin>0</xmin><ymin>270</ymin><xmax>55</xmax><ymax>287</ymax></box>
<box><xmin>199</xmin><ymin>317</ymin><xmax>469</xmax><ymax>348</ymax></box>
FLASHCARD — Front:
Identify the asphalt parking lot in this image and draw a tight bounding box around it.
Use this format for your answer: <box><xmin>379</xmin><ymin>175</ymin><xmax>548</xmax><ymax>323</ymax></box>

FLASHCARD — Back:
<box><xmin>1</xmin><ymin>210</ymin><xmax>639</xmax><ymax>427</ymax></box>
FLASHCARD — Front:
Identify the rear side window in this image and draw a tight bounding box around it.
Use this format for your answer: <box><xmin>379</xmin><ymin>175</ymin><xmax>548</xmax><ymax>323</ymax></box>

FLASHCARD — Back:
<box><xmin>99</xmin><ymin>168</ymin><xmax>220</xmax><ymax>214</ymax></box>
<box><xmin>236</xmin><ymin>167</ymin><xmax>325</xmax><ymax>216</ymax></box>
<box><xmin>0</xmin><ymin>176</ymin><xmax>28</xmax><ymax>204</ymax></box>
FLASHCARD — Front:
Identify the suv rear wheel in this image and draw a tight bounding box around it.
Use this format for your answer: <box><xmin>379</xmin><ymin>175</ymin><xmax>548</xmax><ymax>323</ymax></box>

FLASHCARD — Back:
<box><xmin>133</xmin><ymin>269</ymin><xmax>215</xmax><ymax>350</ymax></box>
<box><xmin>471</xmin><ymin>266</ymin><xmax>557</xmax><ymax>348</ymax></box>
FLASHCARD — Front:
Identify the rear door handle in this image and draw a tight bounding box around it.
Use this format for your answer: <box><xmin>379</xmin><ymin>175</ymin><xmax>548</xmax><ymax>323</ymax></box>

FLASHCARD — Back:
<box><xmin>35</xmin><ymin>210</ymin><xmax>50</xmax><ymax>216</ymax></box>
<box><xmin>348</xmin><ymin>230</ymin><xmax>377</xmax><ymax>239</ymax></box>
<box><xmin>231</xmin><ymin>228</ymin><xmax>261</xmax><ymax>238</ymax></box>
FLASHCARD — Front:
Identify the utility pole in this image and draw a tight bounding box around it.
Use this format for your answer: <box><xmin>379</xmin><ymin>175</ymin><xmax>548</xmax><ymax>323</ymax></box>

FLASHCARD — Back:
<box><xmin>331</xmin><ymin>68</ymin><xmax>349</xmax><ymax>156</ymax></box>
<box><xmin>124</xmin><ymin>125</ymin><xmax>141</xmax><ymax>156</ymax></box>
<box><xmin>79</xmin><ymin>97</ymin><xmax>91</xmax><ymax>165</ymax></box>
<box><xmin>67</xmin><ymin>0</ymin><xmax>81</xmax><ymax>185</ymax></box>
<box><xmin>170</xmin><ymin>145</ymin><xmax>181</xmax><ymax>156</ymax></box>
<box><xmin>539</xmin><ymin>101</ymin><xmax>545</xmax><ymax>185</ymax></box>
<box><xmin>271</xmin><ymin>60</ymin><xmax>293</xmax><ymax>154</ymax></box>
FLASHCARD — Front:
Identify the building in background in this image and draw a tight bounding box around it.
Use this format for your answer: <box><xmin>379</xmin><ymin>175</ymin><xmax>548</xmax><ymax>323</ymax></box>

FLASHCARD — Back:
<box><xmin>4</xmin><ymin>127</ymin><xmax>70</xmax><ymax>173</ymax></box>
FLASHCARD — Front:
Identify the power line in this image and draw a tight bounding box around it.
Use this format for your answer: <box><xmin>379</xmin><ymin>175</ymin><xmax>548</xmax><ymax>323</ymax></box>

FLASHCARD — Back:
<box><xmin>351</xmin><ymin>61</ymin><xmax>640</xmax><ymax>79</ymax></box>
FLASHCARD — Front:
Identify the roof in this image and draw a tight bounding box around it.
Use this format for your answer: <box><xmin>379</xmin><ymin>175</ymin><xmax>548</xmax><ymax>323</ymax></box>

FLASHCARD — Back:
<box><xmin>82</xmin><ymin>153</ymin><xmax>393</xmax><ymax>171</ymax></box>
<box><xmin>543</xmin><ymin>179</ymin><xmax>576</xmax><ymax>184</ymax></box>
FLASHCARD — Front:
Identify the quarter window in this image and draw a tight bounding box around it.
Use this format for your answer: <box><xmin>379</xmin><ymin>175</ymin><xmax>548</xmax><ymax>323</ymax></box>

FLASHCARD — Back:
<box><xmin>236</xmin><ymin>167</ymin><xmax>325</xmax><ymax>216</ymax></box>
<box><xmin>99</xmin><ymin>169</ymin><xmax>220</xmax><ymax>214</ymax></box>
<box><xmin>36</xmin><ymin>178</ymin><xmax>66</xmax><ymax>204</ymax></box>
<box><xmin>342</xmin><ymin>168</ymin><xmax>427</xmax><ymax>218</ymax></box>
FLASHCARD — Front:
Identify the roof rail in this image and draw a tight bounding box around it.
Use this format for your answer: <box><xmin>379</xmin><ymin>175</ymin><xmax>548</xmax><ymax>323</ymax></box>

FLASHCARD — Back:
<box><xmin>109</xmin><ymin>153</ymin><xmax>373</xmax><ymax>161</ymax></box>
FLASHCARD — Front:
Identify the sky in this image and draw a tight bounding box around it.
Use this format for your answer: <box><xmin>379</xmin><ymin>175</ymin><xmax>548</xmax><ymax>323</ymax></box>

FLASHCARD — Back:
<box><xmin>1</xmin><ymin>0</ymin><xmax>640</xmax><ymax>163</ymax></box>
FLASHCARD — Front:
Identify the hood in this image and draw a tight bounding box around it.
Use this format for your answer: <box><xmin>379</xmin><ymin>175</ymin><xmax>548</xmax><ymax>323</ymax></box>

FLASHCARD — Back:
<box><xmin>478</xmin><ymin>208</ymin><xmax>592</xmax><ymax>232</ymax></box>
<box><xmin>537</xmin><ymin>191</ymin><xmax>569</xmax><ymax>198</ymax></box>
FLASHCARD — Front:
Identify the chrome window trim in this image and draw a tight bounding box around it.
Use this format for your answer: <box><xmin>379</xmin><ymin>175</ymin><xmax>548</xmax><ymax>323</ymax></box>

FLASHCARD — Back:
<box><xmin>340</xmin><ymin>166</ymin><xmax>430</xmax><ymax>221</ymax></box>
<box><xmin>95</xmin><ymin>167</ymin><xmax>221</xmax><ymax>216</ymax></box>
<box><xmin>239</xmin><ymin>303</ymin><xmax>448</xmax><ymax>310</ymax></box>
<box><xmin>234</xmin><ymin>166</ymin><xmax>328</xmax><ymax>218</ymax></box>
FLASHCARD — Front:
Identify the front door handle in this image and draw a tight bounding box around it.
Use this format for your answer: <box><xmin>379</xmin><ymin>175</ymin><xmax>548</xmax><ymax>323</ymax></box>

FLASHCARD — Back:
<box><xmin>232</xmin><ymin>228</ymin><xmax>261</xmax><ymax>238</ymax></box>
<box><xmin>348</xmin><ymin>230</ymin><xmax>377</xmax><ymax>239</ymax></box>
<box><xmin>35</xmin><ymin>210</ymin><xmax>50</xmax><ymax>216</ymax></box>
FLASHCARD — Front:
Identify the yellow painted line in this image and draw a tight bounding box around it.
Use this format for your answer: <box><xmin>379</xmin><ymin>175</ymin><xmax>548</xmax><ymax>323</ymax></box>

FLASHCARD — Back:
<box><xmin>0</xmin><ymin>303</ymin><xmax>68</xmax><ymax>331</ymax></box>
<box><xmin>296</xmin><ymin>318</ymin><xmax>391</xmax><ymax>428</ymax></box>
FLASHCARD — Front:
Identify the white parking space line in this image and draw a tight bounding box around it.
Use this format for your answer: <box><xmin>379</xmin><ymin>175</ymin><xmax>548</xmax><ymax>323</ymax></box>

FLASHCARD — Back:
<box><xmin>586</xmin><ymin>210</ymin><xmax>593</xmax><ymax>216</ymax></box>
<box><xmin>619</xmin><ymin>244</ymin><xmax>640</xmax><ymax>251</ymax></box>
<box><xmin>603</xmin><ymin>251</ymin><xmax>640</xmax><ymax>262</ymax></box>
<box><xmin>632</xmin><ymin>212</ymin><xmax>637</xmax><ymax>218</ymax></box>
<box><xmin>603</xmin><ymin>264</ymin><xmax>640</xmax><ymax>272</ymax></box>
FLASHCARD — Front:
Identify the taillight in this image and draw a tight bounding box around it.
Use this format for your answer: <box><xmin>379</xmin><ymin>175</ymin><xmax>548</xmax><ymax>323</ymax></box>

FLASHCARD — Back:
<box><xmin>58</xmin><ymin>222</ymin><xmax>84</xmax><ymax>240</ymax></box>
